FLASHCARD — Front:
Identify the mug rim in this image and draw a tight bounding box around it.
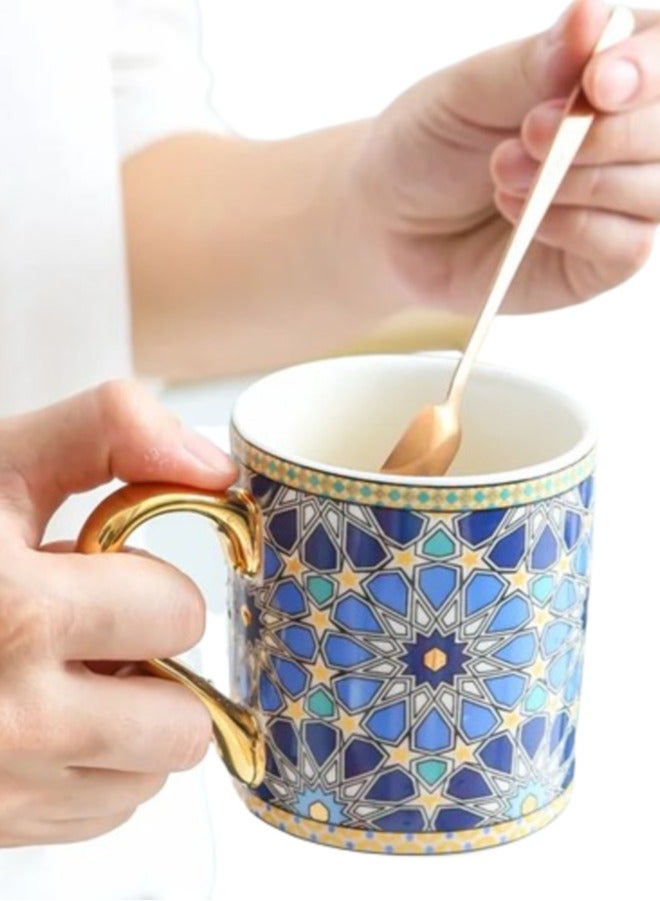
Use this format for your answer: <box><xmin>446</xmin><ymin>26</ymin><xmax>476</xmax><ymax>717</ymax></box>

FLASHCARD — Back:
<box><xmin>230</xmin><ymin>354</ymin><xmax>596</xmax><ymax>510</ymax></box>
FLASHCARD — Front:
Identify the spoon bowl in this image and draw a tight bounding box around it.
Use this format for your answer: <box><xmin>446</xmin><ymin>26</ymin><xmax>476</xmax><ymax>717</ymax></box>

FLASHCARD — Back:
<box><xmin>381</xmin><ymin>401</ymin><xmax>461</xmax><ymax>476</ymax></box>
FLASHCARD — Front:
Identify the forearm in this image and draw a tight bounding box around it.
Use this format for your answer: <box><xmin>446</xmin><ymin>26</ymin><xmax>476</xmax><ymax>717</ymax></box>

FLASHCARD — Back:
<box><xmin>122</xmin><ymin>125</ymin><xmax>403</xmax><ymax>381</ymax></box>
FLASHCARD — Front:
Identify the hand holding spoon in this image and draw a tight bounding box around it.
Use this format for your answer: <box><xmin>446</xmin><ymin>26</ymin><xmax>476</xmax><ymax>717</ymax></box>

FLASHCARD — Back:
<box><xmin>382</xmin><ymin>5</ymin><xmax>635</xmax><ymax>477</ymax></box>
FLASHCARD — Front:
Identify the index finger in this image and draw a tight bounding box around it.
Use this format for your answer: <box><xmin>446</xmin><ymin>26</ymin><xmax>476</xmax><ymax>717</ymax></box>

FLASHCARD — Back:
<box><xmin>38</xmin><ymin>549</ymin><xmax>207</xmax><ymax>662</ymax></box>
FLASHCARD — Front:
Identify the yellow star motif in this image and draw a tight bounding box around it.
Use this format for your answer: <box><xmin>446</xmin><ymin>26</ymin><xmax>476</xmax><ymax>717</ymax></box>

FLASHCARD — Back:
<box><xmin>387</xmin><ymin>743</ymin><xmax>412</xmax><ymax>766</ymax></box>
<box><xmin>417</xmin><ymin>789</ymin><xmax>443</xmax><ymax>814</ymax></box>
<box><xmin>557</xmin><ymin>554</ymin><xmax>572</xmax><ymax>574</ymax></box>
<box><xmin>510</xmin><ymin>568</ymin><xmax>529</xmax><ymax>590</ymax></box>
<box><xmin>501</xmin><ymin>709</ymin><xmax>525</xmax><ymax>731</ymax></box>
<box><xmin>546</xmin><ymin>692</ymin><xmax>564</xmax><ymax>714</ymax></box>
<box><xmin>309</xmin><ymin>658</ymin><xmax>334</xmax><ymax>686</ymax></box>
<box><xmin>284</xmin><ymin>698</ymin><xmax>306</xmax><ymax>721</ymax></box>
<box><xmin>284</xmin><ymin>554</ymin><xmax>304</xmax><ymax>578</ymax></box>
<box><xmin>567</xmin><ymin>701</ymin><xmax>581</xmax><ymax>719</ymax></box>
<box><xmin>533</xmin><ymin>607</ymin><xmax>554</xmax><ymax>630</ymax></box>
<box><xmin>452</xmin><ymin>737</ymin><xmax>478</xmax><ymax>765</ymax></box>
<box><xmin>458</xmin><ymin>550</ymin><xmax>481</xmax><ymax>570</ymax></box>
<box><xmin>307</xmin><ymin>608</ymin><xmax>333</xmax><ymax>632</ymax></box>
<box><xmin>393</xmin><ymin>550</ymin><xmax>415</xmax><ymax>568</ymax></box>
<box><xmin>337</xmin><ymin>712</ymin><xmax>362</xmax><ymax>735</ymax></box>
<box><xmin>527</xmin><ymin>659</ymin><xmax>546</xmax><ymax>680</ymax></box>
<box><xmin>337</xmin><ymin>566</ymin><xmax>361</xmax><ymax>591</ymax></box>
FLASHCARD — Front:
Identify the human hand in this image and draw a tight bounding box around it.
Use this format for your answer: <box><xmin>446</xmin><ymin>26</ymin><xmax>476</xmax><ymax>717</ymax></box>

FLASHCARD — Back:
<box><xmin>348</xmin><ymin>0</ymin><xmax>659</xmax><ymax>314</ymax></box>
<box><xmin>0</xmin><ymin>382</ymin><xmax>236</xmax><ymax>846</ymax></box>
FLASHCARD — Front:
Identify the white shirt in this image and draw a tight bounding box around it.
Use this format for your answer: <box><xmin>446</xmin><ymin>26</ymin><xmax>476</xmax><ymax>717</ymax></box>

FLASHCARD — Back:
<box><xmin>0</xmin><ymin>1</ymin><xmax>225</xmax><ymax>896</ymax></box>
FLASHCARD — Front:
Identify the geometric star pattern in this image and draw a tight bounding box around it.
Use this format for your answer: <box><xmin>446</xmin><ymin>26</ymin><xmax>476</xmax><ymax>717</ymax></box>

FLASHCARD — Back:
<box><xmin>228</xmin><ymin>469</ymin><xmax>593</xmax><ymax>846</ymax></box>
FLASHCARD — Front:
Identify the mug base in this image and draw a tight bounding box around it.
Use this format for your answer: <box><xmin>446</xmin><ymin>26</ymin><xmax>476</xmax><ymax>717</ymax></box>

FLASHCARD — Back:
<box><xmin>241</xmin><ymin>787</ymin><xmax>571</xmax><ymax>855</ymax></box>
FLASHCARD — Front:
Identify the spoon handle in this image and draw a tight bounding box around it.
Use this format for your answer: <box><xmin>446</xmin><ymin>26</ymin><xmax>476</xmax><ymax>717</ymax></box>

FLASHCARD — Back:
<box><xmin>447</xmin><ymin>5</ymin><xmax>635</xmax><ymax>404</ymax></box>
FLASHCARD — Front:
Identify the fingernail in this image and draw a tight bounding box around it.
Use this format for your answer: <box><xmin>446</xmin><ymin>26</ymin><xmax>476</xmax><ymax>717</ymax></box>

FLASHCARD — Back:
<box><xmin>182</xmin><ymin>428</ymin><xmax>237</xmax><ymax>476</ymax></box>
<box><xmin>497</xmin><ymin>143</ymin><xmax>537</xmax><ymax>192</ymax></box>
<box><xmin>529</xmin><ymin>103</ymin><xmax>563</xmax><ymax>135</ymax></box>
<box><xmin>595</xmin><ymin>59</ymin><xmax>640</xmax><ymax>106</ymax></box>
<box><xmin>510</xmin><ymin>168</ymin><xmax>535</xmax><ymax>192</ymax></box>
<box><xmin>114</xmin><ymin>664</ymin><xmax>138</xmax><ymax>678</ymax></box>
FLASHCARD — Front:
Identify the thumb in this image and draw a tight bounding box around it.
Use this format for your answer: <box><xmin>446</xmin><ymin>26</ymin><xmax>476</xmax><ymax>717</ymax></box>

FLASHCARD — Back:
<box><xmin>438</xmin><ymin>0</ymin><xmax>610</xmax><ymax>129</ymax></box>
<box><xmin>0</xmin><ymin>380</ymin><xmax>236</xmax><ymax>541</ymax></box>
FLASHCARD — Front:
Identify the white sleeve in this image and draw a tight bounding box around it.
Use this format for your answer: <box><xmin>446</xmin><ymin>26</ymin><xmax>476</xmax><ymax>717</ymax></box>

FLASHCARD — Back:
<box><xmin>112</xmin><ymin>0</ymin><xmax>229</xmax><ymax>158</ymax></box>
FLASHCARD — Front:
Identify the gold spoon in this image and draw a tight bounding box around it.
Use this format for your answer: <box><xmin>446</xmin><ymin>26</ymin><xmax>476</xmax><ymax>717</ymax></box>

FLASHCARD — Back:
<box><xmin>382</xmin><ymin>5</ymin><xmax>635</xmax><ymax>477</ymax></box>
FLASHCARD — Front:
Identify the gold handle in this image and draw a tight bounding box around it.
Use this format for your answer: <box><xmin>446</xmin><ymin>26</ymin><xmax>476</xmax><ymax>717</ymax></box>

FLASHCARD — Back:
<box><xmin>76</xmin><ymin>482</ymin><xmax>266</xmax><ymax>787</ymax></box>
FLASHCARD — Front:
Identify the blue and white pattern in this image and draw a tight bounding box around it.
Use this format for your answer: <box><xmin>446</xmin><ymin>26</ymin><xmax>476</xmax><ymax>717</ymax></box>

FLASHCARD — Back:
<box><xmin>228</xmin><ymin>469</ymin><xmax>593</xmax><ymax>839</ymax></box>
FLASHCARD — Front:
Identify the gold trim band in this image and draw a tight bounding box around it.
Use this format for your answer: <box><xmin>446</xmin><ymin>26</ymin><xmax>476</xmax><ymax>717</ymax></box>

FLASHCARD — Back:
<box><xmin>231</xmin><ymin>428</ymin><xmax>596</xmax><ymax>512</ymax></box>
<box><xmin>242</xmin><ymin>789</ymin><xmax>571</xmax><ymax>855</ymax></box>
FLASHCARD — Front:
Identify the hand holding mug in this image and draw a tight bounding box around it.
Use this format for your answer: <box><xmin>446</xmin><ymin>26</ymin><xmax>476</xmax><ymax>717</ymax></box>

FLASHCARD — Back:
<box><xmin>0</xmin><ymin>382</ymin><xmax>234</xmax><ymax>846</ymax></box>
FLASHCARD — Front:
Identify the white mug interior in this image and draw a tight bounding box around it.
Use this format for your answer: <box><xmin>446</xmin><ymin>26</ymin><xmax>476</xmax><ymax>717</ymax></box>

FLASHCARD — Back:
<box><xmin>231</xmin><ymin>354</ymin><xmax>595</xmax><ymax>484</ymax></box>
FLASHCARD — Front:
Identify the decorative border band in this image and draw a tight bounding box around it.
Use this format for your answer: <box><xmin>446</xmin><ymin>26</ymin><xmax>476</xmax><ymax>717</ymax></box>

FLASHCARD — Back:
<box><xmin>242</xmin><ymin>789</ymin><xmax>571</xmax><ymax>855</ymax></box>
<box><xmin>231</xmin><ymin>427</ymin><xmax>596</xmax><ymax>512</ymax></box>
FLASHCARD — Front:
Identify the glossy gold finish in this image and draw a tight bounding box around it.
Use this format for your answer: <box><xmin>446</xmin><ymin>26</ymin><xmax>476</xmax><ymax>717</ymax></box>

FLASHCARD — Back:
<box><xmin>76</xmin><ymin>483</ymin><xmax>265</xmax><ymax>787</ymax></box>
<box><xmin>143</xmin><ymin>658</ymin><xmax>265</xmax><ymax>787</ymax></box>
<box><xmin>382</xmin><ymin>6</ymin><xmax>634</xmax><ymax>477</ymax></box>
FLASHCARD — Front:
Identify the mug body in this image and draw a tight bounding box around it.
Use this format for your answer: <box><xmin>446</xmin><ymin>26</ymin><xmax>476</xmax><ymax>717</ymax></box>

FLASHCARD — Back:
<box><xmin>227</xmin><ymin>355</ymin><xmax>595</xmax><ymax>854</ymax></box>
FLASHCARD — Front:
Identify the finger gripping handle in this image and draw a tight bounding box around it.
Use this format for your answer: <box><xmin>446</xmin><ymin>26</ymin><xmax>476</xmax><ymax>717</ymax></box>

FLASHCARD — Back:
<box><xmin>76</xmin><ymin>483</ymin><xmax>265</xmax><ymax>787</ymax></box>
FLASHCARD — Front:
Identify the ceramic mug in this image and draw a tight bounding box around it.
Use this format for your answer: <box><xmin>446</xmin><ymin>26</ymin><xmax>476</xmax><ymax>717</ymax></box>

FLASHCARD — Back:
<box><xmin>77</xmin><ymin>354</ymin><xmax>595</xmax><ymax>855</ymax></box>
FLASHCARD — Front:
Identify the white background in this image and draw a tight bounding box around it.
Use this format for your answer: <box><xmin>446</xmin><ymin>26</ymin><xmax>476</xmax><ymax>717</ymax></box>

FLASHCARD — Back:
<box><xmin>154</xmin><ymin>2</ymin><xmax>660</xmax><ymax>899</ymax></box>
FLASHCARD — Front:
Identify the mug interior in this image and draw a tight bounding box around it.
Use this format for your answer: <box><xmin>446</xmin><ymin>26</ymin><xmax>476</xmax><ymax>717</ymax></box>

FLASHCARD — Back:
<box><xmin>231</xmin><ymin>354</ymin><xmax>594</xmax><ymax>484</ymax></box>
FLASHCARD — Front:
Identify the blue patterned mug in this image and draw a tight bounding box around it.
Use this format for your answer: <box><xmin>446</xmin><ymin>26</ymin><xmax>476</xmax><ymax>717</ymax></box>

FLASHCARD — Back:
<box><xmin>78</xmin><ymin>354</ymin><xmax>595</xmax><ymax>855</ymax></box>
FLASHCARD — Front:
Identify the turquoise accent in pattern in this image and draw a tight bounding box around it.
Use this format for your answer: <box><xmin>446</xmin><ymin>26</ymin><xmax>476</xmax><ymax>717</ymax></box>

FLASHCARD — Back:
<box><xmin>524</xmin><ymin>683</ymin><xmax>548</xmax><ymax>713</ymax></box>
<box><xmin>306</xmin><ymin>686</ymin><xmax>336</xmax><ymax>718</ymax></box>
<box><xmin>531</xmin><ymin>574</ymin><xmax>554</xmax><ymax>605</ymax></box>
<box><xmin>422</xmin><ymin>527</ymin><xmax>456</xmax><ymax>559</ymax></box>
<box><xmin>415</xmin><ymin>758</ymin><xmax>448</xmax><ymax>788</ymax></box>
<box><xmin>228</xmin><ymin>465</ymin><xmax>593</xmax><ymax>845</ymax></box>
<box><xmin>305</xmin><ymin>574</ymin><xmax>335</xmax><ymax>607</ymax></box>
